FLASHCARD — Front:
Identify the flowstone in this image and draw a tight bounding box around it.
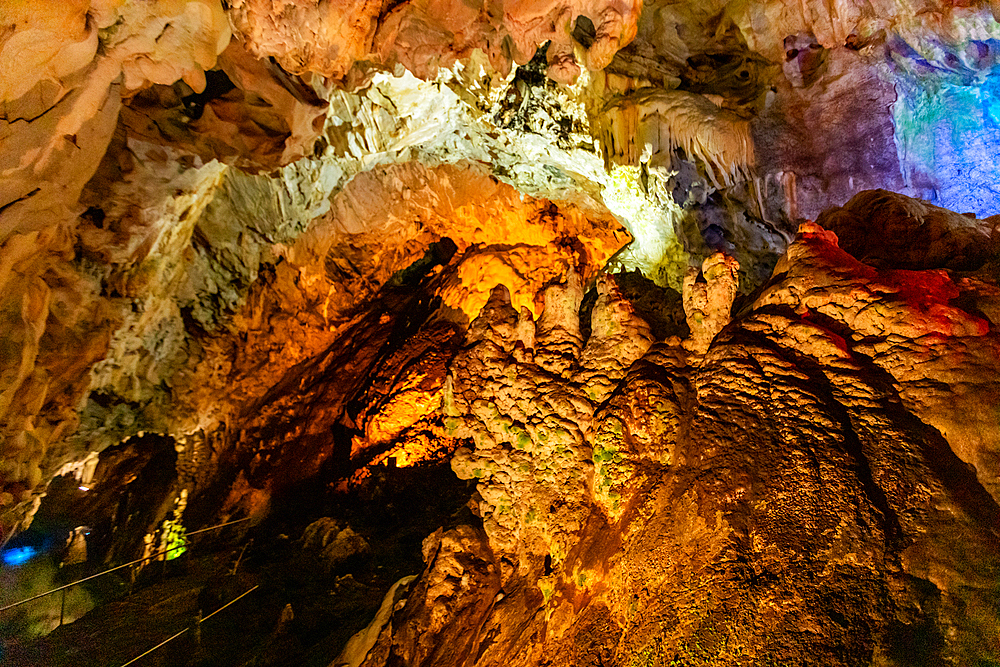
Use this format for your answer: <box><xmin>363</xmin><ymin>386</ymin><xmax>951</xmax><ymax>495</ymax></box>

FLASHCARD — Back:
<box><xmin>447</xmin><ymin>273</ymin><xmax>654</xmax><ymax>583</ymax></box>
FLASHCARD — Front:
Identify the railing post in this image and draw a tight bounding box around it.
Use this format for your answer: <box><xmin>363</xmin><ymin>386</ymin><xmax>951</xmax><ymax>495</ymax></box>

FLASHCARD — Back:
<box><xmin>193</xmin><ymin>610</ymin><xmax>202</xmax><ymax>651</ymax></box>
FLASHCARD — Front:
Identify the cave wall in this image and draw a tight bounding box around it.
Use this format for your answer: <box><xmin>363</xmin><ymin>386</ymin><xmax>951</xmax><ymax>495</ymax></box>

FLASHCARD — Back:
<box><xmin>1</xmin><ymin>1</ymin><xmax>1000</xmax><ymax>663</ymax></box>
<box><xmin>349</xmin><ymin>213</ymin><xmax>1000</xmax><ymax>667</ymax></box>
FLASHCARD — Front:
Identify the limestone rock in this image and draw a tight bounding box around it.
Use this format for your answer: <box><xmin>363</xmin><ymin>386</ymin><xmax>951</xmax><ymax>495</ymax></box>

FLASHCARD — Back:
<box><xmin>333</xmin><ymin>574</ymin><xmax>417</xmax><ymax>667</ymax></box>
<box><xmin>301</xmin><ymin>518</ymin><xmax>371</xmax><ymax>571</ymax></box>
<box><xmin>227</xmin><ymin>0</ymin><xmax>643</xmax><ymax>84</ymax></box>
<box><xmin>358</xmin><ymin>525</ymin><xmax>500</xmax><ymax>667</ymax></box>
<box><xmin>597</xmin><ymin>88</ymin><xmax>755</xmax><ymax>189</ymax></box>
<box><xmin>753</xmin><ymin>44</ymin><xmax>904</xmax><ymax>222</ymax></box>
<box><xmin>816</xmin><ymin>189</ymin><xmax>998</xmax><ymax>270</ymax></box>
<box><xmin>681</xmin><ymin>252</ymin><xmax>740</xmax><ymax>355</ymax></box>
<box><xmin>576</xmin><ymin>273</ymin><xmax>655</xmax><ymax>400</ymax></box>
<box><xmin>756</xmin><ymin>218</ymin><xmax>1000</xmax><ymax>503</ymax></box>
<box><xmin>2</xmin><ymin>2</ymin><xmax>1000</xmax><ymax>665</ymax></box>
<box><xmin>121</xmin><ymin>38</ymin><xmax>331</xmax><ymax>172</ymax></box>
<box><xmin>447</xmin><ymin>271</ymin><xmax>656</xmax><ymax>579</ymax></box>
<box><xmin>226</xmin><ymin>0</ymin><xmax>381</xmax><ymax>81</ymax></box>
<box><xmin>371</xmin><ymin>199</ymin><xmax>1000</xmax><ymax>667</ymax></box>
<box><xmin>0</xmin><ymin>0</ymin><xmax>232</xmax><ymax>531</ymax></box>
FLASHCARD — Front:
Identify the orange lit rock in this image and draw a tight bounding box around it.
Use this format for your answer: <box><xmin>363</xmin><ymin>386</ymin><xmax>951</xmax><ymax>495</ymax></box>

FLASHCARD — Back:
<box><xmin>757</xmin><ymin>220</ymin><xmax>1000</xmax><ymax>503</ymax></box>
<box><xmin>226</xmin><ymin>0</ymin><xmax>382</xmax><ymax>80</ymax></box>
<box><xmin>227</xmin><ymin>0</ymin><xmax>642</xmax><ymax>84</ymax></box>
<box><xmin>577</xmin><ymin>273</ymin><xmax>655</xmax><ymax>398</ymax></box>
<box><xmin>353</xmin><ymin>321</ymin><xmax>464</xmax><ymax>454</ymax></box>
<box><xmin>0</xmin><ymin>0</ymin><xmax>233</xmax><ymax>529</ymax></box>
<box><xmin>277</xmin><ymin>161</ymin><xmax>627</xmax><ymax>323</ymax></box>
<box><xmin>0</xmin><ymin>0</ymin><xmax>103</xmax><ymax>103</ymax></box>
<box><xmin>681</xmin><ymin>251</ymin><xmax>740</xmax><ymax>355</ymax></box>
<box><xmin>121</xmin><ymin>38</ymin><xmax>330</xmax><ymax>172</ymax></box>
<box><xmin>447</xmin><ymin>271</ymin><xmax>657</xmax><ymax>579</ymax></box>
<box><xmin>438</xmin><ymin>247</ymin><xmax>573</xmax><ymax>320</ymax></box>
<box><xmin>1</xmin><ymin>0</ymin><xmax>1000</xmax><ymax>662</ymax></box>
<box><xmin>367</xmin><ymin>199</ymin><xmax>1000</xmax><ymax>667</ymax></box>
<box><xmin>362</xmin><ymin>524</ymin><xmax>501</xmax><ymax>666</ymax></box>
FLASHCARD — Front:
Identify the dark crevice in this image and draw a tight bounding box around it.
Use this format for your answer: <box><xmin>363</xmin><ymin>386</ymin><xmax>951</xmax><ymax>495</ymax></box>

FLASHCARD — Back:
<box><xmin>181</xmin><ymin>69</ymin><xmax>238</xmax><ymax>121</ymax></box>
<box><xmin>0</xmin><ymin>188</ymin><xmax>41</xmax><ymax>216</ymax></box>
<box><xmin>191</xmin><ymin>239</ymin><xmax>467</xmax><ymax>525</ymax></box>
<box><xmin>572</xmin><ymin>16</ymin><xmax>596</xmax><ymax>49</ymax></box>
<box><xmin>5</xmin><ymin>98</ymin><xmax>62</xmax><ymax>124</ymax></box>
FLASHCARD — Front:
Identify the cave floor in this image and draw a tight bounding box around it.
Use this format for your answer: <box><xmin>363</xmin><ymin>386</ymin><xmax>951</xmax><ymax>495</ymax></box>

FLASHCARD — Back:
<box><xmin>2</xmin><ymin>550</ymin><xmax>263</xmax><ymax>667</ymax></box>
<box><xmin>1</xmin><ymin>545</ymin><xmax>403</xmax><ymax>667</ymax></box>
<box><xmin>3</xmin><ymin>463</ymin><xmax>478</xmax><ymax>667</ymax></box>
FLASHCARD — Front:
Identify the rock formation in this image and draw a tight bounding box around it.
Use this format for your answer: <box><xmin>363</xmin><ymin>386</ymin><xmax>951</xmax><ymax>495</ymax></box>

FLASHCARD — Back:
<box><xmin>1</xmin><ymin>1</ymin><xmax>999</xmax><ymax>666</ymax></box>
<box><xmin>325</xmin><ymin>217</ymin><xmax>995</xmax><ymax>667</ymax></box>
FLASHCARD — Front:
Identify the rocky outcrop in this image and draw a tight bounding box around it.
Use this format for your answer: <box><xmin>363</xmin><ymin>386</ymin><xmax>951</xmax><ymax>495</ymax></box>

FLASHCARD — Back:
<box><xmin>3</xmin><ymin>0</ymin><xmax>1000</xmax><ymax>662</ymax></box>
<box><xmin>0</xmin><ymin>0</ymin><xmax>230</xmax><ymax>536</ymax></box>
<box><xmin>359</xmin><ymin>212</ymin><xmax>1000</xmax><ymax>666</ymax></box>
<box><xmin>0</xmin><ymin>43</ymin><xmax>636</xmax><ymax>536</ymax></box>
<box><xmin>757</xmin><ymin>222</ymin><xmax>1000</xmax><ymax>504</ymax></box>
<box><xmin>681</xmin><ymin>252</ymin><xmax>740</xmax><ymax>354</ymax></box>
<box><xmin>228</xmin><ymin>0</ymin><xmax>642</xmax><ymax>84</ymax></box>
<box><xmin>301</xmin><ymin>517</ymin><xmax>370</xmax><ymax>572</ymax></box>
<box><xmin>121</xmin><ymin>38</ymin><xmax>331</xmax><ymax>172</ymax></box>
<box><xmin>180</xmin><ymin>172</ymin><xmax>628</xmax><ymax>524</ymax></box>
<box><xmin>816</xmin><ymin>189</ymin><xmax>998</xmax><ymax>270</ymax></box>
<box><xmin>446</xmin><ymin>272</ymin><xmax>654</xmax><ymax>572</ymax></box>
<box><xmin>358</xmin><ymin>526</ymin><xmax>500</xmax><ymax>667</ymax></box>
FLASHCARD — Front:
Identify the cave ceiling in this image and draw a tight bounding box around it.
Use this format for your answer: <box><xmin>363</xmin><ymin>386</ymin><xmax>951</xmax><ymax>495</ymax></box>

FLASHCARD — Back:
<box><xmin>1</xmin><ymin>0</ymin><xmax>1000</xmax><ymax>665</ymax></box>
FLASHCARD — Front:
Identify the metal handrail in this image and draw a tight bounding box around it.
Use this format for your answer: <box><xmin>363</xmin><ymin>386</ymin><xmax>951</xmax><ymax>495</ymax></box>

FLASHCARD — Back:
<box><xmin>0</xmin><ymin>517</ymin><xmax>251</xmax><ymax>613</ymax></box>
<box><xmin>118</xmin><ymin>584</ymin><xmax>260</xmax><ymax>667</ymax></box>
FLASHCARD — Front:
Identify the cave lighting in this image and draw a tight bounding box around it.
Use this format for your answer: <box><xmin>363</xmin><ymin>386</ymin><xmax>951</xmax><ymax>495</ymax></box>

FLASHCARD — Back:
<box><xmin>601</xmin><ymin>165</ymin><xmax>689</xmax><ymax>289</ymax></box>
<box><xmin>161</xmin><ymin>520</ymin><xmax>188</xmax><ymax>561</ymax></box>
<box><xmin>890</xmin><ymin>35</ymin><xmax>1000</xmax><ymax>215</ymax></box>
<box><xmin>1</xmin><ymin>545</ymin><xmax>38</xmax><ymax>567</ymax></box>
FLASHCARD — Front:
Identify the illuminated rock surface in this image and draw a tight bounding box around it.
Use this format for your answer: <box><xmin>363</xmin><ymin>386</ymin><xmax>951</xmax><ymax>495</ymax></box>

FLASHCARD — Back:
<box><xmin>345</xmin><ymin>223</ymin><xmax>999</xmax><ymax>667</ymax></box>
<box><xmin>1</xmin><ymin>1</ymin><xmax>999</xmax><ymax>666</ymax></box>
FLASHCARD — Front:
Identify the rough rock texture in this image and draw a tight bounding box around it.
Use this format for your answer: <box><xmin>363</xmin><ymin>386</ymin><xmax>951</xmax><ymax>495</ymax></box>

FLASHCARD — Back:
<box><xmin>3</xmin><ymin>1</ymin><xmax>1000</xmax><ymax>665</ymax></box>
<box><xmin>359</xmin><ymin>526</ymin><xmax>500</xmax><ymax>667</ymax></box>
<box><xmin>597</xmin><ymin>88</ymin><xmax>755</xmax><ymax>189</ymax></box>
<box><xmin>228</xmin><ymin>0</ymin><xmax>642</xmax><ymax>84</ymax></box>
<box><xmin>300</xmin><ymin>517</ymin><xmax>371</xmax><ymax>572</ymax></box>
<box><xmin>753</xmin><ymin>44</ymin><xmax>905</xmax><ymax>222</ymax></box>
<box><xmin>121</xmin><ymin>38</ymin><xmax>332</xmax><ymax>172</ymax></box>
<box><xmin>446</xmin><ymin>274</ymin><xmax>653</xmax><ymax>572</ymax></box>
<box><xmin>816</xmin><ymin>189</ymin><xmax>999</xmax><ymax>270</ymax></box>
<box><xmin>681</xmin><ymin>252</ymin><xmax>740</xmax><ymax>354</ymax></box>
<box><xmin>0</xmin><ymin>54</ymin><xmax>633</xmax><ymax>534</ymax></box>
<box><xmin>359</xmin><ymin>213</ymin><xmax>1000</xmax><ymax>667</ymax></box>
<box><xmin>758</xmin><ymin>222</ymin><xmax>1000</xmax><ymax>505</ymax></box>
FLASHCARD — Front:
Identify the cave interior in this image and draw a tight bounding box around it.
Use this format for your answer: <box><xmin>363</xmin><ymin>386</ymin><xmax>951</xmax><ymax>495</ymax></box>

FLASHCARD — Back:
<box><xmin>1</xmin><ymin>1</ymin><xmax>1000</xmax><ymax>666</ymax></box>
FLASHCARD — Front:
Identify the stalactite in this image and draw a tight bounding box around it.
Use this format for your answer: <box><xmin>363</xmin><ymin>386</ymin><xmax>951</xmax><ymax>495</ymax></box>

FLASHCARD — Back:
<box><xmin>597</xmin><ymin>88</ymin><xmax>755</xmax><ymax>189</ymax></box>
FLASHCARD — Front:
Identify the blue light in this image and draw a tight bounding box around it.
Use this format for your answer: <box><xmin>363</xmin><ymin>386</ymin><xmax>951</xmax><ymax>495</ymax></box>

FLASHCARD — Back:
<box><xmin>2</xmin><ymin>545</ymin><xmax>38</xmax><ymax>566</ymax></box>
<box><xmin>888</xmin><ymin>33</ymin><xmax>1000</xmax><ymax>216</ymax></box>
